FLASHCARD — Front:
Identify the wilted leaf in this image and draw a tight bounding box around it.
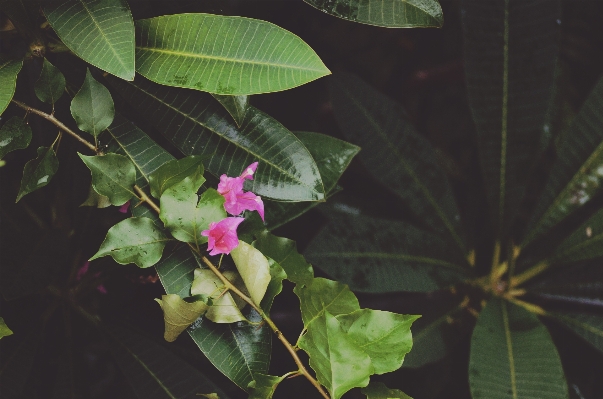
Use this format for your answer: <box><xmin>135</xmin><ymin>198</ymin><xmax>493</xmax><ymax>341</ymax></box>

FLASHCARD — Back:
<box><xmin>71</xmin><ymin>69</ymin><xmax>115</xmax><ymax>137</ymax></box>
<box><xmin>149</xmin><ymin>156</ymin><xmax>205</xmax><ymax>199</ymax></box>
<box><xmin>0</xmin><ymin>56</ymin><xmax>22</xmax><ymax>116</ymax></box>
<box><xmin>16</xmin><ymin>146</ymin><xmax>58</xmax><ymax>202</ymax></box>
<box><xmin>34</xmin><ymin>58</ymin><xmax>65</xmax><ymax>105</ymax></box>
<box><xmin>230</xmin><ymin>241</ymin><xmax>271</xmax><ymax>305</ymax></box>
<box><xmin>0</xmin><ymin>317</ymin><xmax>13</xmax><ymax>339</ymax></box>
<box><xmin>79</xmin><ymin>153</ymin><xmax>136</xmax><ymax>206</ymax></box>
<box><xmin>212</xmin><ymin>94</ymin><xmax>249</xmax><ymax>126</ymax></box>
<box><xmin>248</xmin><ymin>374</ymin><xmax>285</xmax><ymax>399</ymax></box>
<box><xmin>0</xmin><ymin>116</ymin><xmax>31</xmax><ymax>159</ymax></box>
<box><xmin>191</xmin><ymin>269</ymin><xmax>246</xmax><ymax>323</ymax></box>
<box><xmin>155</xmin><ymin>294</ymin><xmax>210</xmax><ymax>342</ymax></box>
<box><xmin>361</xmin><ymin>382</ymin><xmax>413</xmax><ymax>399</ymax></box>
<box><xmin>294</xmin><ymin>277</ymin><xmax>359</xmax><ymax>326</ymax></box>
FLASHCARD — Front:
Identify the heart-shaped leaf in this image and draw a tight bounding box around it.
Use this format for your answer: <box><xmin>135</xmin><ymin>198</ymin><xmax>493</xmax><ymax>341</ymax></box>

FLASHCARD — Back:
<box><xmin>230</xmin><ymin>241</ymin><xmax>271</xmax><ymax>305</ymax></box>
<box><xmin>79</xmin><ymin>153</ymin><xmax>136</xmax><ymax>206</ymax></box>
<box><xmin>34</xmin><ymin>58</ymin><xmax>65</xmax><ymax>105</ymax></box>
<box><xmin>71</xmin><ymin>69</ymin><xmax>115</xmax><ymax>137</ymax></box>
<box><xmin>155</xmin><ymin>294</ymin><xmax>210</xmax><ymax>342</ymax></box>
<box><xmin>16</xmin><ymin>146</ymin><xmax>59</xmax><ymax>202</ymax></box>
<box><xmin>191</xmin><ymin>269</ymin><xmax>246</xmax><ymax>323</ymax></box>
<box><xmin>149</xmin><ymin>156</ymin><xmax>205</xmax><ymax>199</ymax></box>
<box><xmin>0</xmin><ymin>56</ymin><xmax>22</xmax><ymax>116</ymax></box>
<box><xmin>0</xmin><ymin>116</ymin><xmax>32</xmax><ymax>160</ymax></box>
<box><xmin>294</xmin><ymin>277</ymin><xmax>360</xmax><ymax>327</ymax></box>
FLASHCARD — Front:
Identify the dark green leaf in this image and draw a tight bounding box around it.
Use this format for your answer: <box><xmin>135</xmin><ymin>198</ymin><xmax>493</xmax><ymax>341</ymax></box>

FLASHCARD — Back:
<box><xmin>361</xmin><ymin>382</ymin><xmax>413</xmax><ymax>399</ymax></box>
<box><xmin>294</xmin><ymin>277</ymin><xmax>360</xmax><ymax>326</ymax></box>
<box><xmin>34</xmin><ymin>58</ymin><xmax>65</xmax><ymax>104</ymax></box>
<box><xmin>298</xmin><ymin>311</ymin><xmax>372</xmax><ymax>399</ymax></box>
<box><xmin>0</xmin><ymin>317</ymin><xmax>13</xmax><ymax>339</ymax></box>
<box><xmin>16</xmin><ymin>146</ymin><xmax>59</xmax><ymax>202</ymax></box>
<box><xmin>304</xmin><ymin>0</ymin><xmax>442</xmax><ymax>28</ymax></box>
<box><xmin>70</xmin><ymin>69</ymin><xmax>115</xmax><ymax>137</ymax></box>
<box><xmin>337</xmin><ymin>309</ymin><xmax>419</xmax><ymax>374</ymax></box>
<box><xmin>305</xmin><ymin>213</ymin><xmax>469</xmax><ymax>293</ymax></box>
<box><xmin>134</xmin><ymin>14</ymin><xmax>330</xmax><ymax>95</ymax></box>
<box><xmin>462</xmin><ymin>0</ymin><xmax>560</xmax><ymax>236</ymax></box>
<box><xmin>253</xmin><ymin>231</ymin><xmax>314</xmax><ymax>287</ymax></box>
<box><xmin>469</xmin><ymin>298</ymin><xmax>567</xmax><ymax>399</ymax></box>
<box><xmin>191</xmin><ymin>269</ymin><xmax>246</xmax><ymax>324</ymax></box>
<box><xmin>550</xmin><ymin>312</ymin><xmax>603</xmax><ymax>354</ymax></box>
<box><xmin>212</xmin><ymin>94</ymin><xmax>249</xmax><ymax>126</ymax></box>
<box><xmin>329</xmin><ymin>73</ymin><xmax>465</xmax><ymax>251</ymax></box>
<box><xmin>105</xmin><ymin>325</ymin><xmax>230</xmax><ymax>399</ymax></box>
<box><xmin>90</xmin><ymin>217</ymin><xmax>170</xmax><ymax>268</ymax></box>
<box><xmin>108</xmin><ymin>76</ymin><xmax>325</xmax><ymax>201</ymax></box>
<box><xmin>149</xmin><ymin>156</ymin><xmax>205</xmax><ymax>199</ymax></box>
<box><xmin>0</xmin><ymin>116</ymin><xmax>32</xmax><ymax>160</ymax></box>
<box><xmin>248</xmin><ymin>373</ymin><xmax>285</xmax><ymax>399</ymax></box>
<box><xmin>44</xmin><ymin>0</ymin><xmax>135</xmax><ymax>80</ymax></box>
<box><xmin>550</xmin><ymin>208</ymin><xmax>603</xmax><ymax>264</ymax></box>
<box><xmin>260</xmin><ymin>258</ymin><xmax>287</xmax><ymax>313</ymax></box>
<box><xmin>0</xmin><ymin>56</ymin><xmax>22</xmax><ymax>116</ymax></box>
<box><xmin>155</xmin><ymin>294</ymin><xmax>210</xmax><ymax>342</ymax></box>
<box><xmin>80</xmin><ymin>183</ymin><xmax>112</xmax><ymax>208</ymax></box>
<box><xmin>231</xmin><ymin>241</ymin><xmax>271</xmax><ymax>305</ymax></box>
<box><xmin>79</xmin><ymin>153</ymin><xmax>136</xmax><ymax>206</ymax></box>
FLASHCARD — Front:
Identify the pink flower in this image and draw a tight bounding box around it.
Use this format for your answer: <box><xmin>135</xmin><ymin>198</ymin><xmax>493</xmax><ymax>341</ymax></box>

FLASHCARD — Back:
<box><xmin>217</xmin><ymin>162</ymin><xmax>265</xmax><ymax>221</ymax></box>
<box><xmin>118</xmin><ymin>201</ymin><xmax>130</xmax><ymax>214</ymax></box>
<box><xmin>76</xmin><ymin>261</ymin><xmax>107</xmax><ymax>294</ymax></box>
<box><xmin>201</xmin><ymin>217</ymin><xmax>244</xmax><ymax>256</ymax></box>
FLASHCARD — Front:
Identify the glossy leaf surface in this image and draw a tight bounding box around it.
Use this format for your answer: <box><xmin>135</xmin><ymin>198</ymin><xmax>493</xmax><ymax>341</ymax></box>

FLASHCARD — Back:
<box><xmin>304</xmin><ymin>0</ymin><xmax>443</xmax><ymax>28</ymax></box>
<box><xmin>305</xmin><ymin>213</ymin><xmax>469</xmax><ymax>293</ymax></box>
<box><xmin>552</xmin><ymin>312</ymin><xmax>603</xmax><ymax>354</ymax></box>
<box><xmin>149</xmin><ymin>156</ymin><xmax>205</xmax><ymax>199</ymax></box>
<box><xmin>231</xmin><ymin>241</ymin><xmax>271</xmax><ymax>305</ymax></box>
<box><xmin>16</xmin><ymin>146</ymin><xmax>58</xmax><ymax>202</ymax></box>
<box><xmin>79</xmin><ymin>153</ymin><xmax>136</xmax><ymax>206</ymax></box>
<box><xmin>90</xmin><ymin>217</ymin><xmax>170</xmax><ymax>268</ymax></box>
<box><xmin>44</xmin><ymin>0</ymin><xmax>135</xmax><ymax>80</ymax></box>
<box><xmin>156</xmin><ymin>294</ymin><xmax>209</xmax><ymax>342</ymax></box>
<box><xmin>135</xmin><ymin>14</ymin><xmax>330</xmax><ymax>95</ymax></box>
<box><xmin>361</xmin><ymin>382</ymin><xmax>413</xmax><ymax>399</ymax></box>
<box><xmin>71</xmin><ymin>69</ymin><xmax>115</xmax><ymax>137</ymax></box>
<box><xmin>0</xmin><ymin>116</ymin><xmax>32</xmax><ymax>160</ymax></box>
<box><xmin>109</xmin><ymin>76</ymin><xmax>325</xmax><ymax>201</ymax></box>
<box><xmin>294</xmin><ymin>277</ymin><xmax>360</xmax><ymax>326</ymax></box>
<box><xmin>0</xmin><ymin>56</ymin><xmax>22</xmax><ymax>116</ymax></box>
<box><xmin>34</xmin><ymin>58</ymin><xmax>65</xmax><ymax>105</ymax></box>
<box><xmin>260</xmin><ymin>258</ymin><xmax>286</xmax><ymax>313</ymax></box>
<box><xmin>212</xmin><ymin>94</ymin><xmax>249</xmax><ymax>126</ymax></box>
<box><xmin>550</xmin><ymin>208</ymin><xmax>603</xmax><ymax>264</ymax></box>
<box><xmin>469</xmin><ymin>299</ymin><xmax>568</xmax><ymax>399</ymax></box>
<box><xmin>248</xmin><ymin>373</ymin><xmax>285</xmax><ymax>399</ymax></box>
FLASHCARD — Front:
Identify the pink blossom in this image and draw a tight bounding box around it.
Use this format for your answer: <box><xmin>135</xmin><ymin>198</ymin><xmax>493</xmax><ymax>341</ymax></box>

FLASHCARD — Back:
<box><xmin>224</xmin><ymin>191</ymin><xmax>264</xmax><ymax>221</ymax></box>
<box><xmin>217</xmin><ymin>162</ymin><xmax>264</xmax><ymax>221</ymax></box>
<box><xmin>76</xmin><ymin>261</ymin><xmax>107</xmax><ymax>294</ymax></box>
<box><xmin>201</xmin><ymin>217</ymin><xmax>244</xmax><ymax>256</ymax></box>
<box><xmin>118</xmin><ymin>201</ymin><xmax>130</xmax><ymax>214</ymax></box>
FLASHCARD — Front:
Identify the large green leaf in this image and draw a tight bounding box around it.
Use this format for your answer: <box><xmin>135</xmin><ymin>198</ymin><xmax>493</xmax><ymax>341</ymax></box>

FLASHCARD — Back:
<box><xmin>79</xmin><ymin>153</ymin><xmax>136</xmax><ymax>206</ymax></box>
<box><xmin>329</xmin><ymin>73</ymin><xmax>465</xmax><ymax>251</ymax></box>
<box><xmin>0</xmin><ymin>116</ymin><xmax>32</xmax><ymax>160</ymax></box>
<box><xmin>231</xmin><ymin>241</ymin><xmax>271</xmax><ymax>305</ymax></box>
<box><xmin>134</xmin><ymin>14</ymin><xmax>330</xmax><ymax>95</ymax></box>
<box><xmin>44</xmin><ymin>0</ymin><xmax>135</xmax><ymax>80</ymax></box>
<box><xmin>0</xmin><ymin>56</ymin><xmax>22</xmax><ymax>116</ymax></box>
<box><xmin>109</xmin><ymin>76</ymin><xmax>325</xmax><ymax>201</ymax></box>
<box><xmin>212</xmin><ymin>94</ymin><xmax>249</xmax><ymax>126</ymax></box>
<box><xmin>523</xmin><ymin>76</ymin><xmax>603</xmax><ymax>247</ymax></box>
<box><xmin>70</xmin><ymin>69</ymin><xmax>115</xmax><ymax>137</ymax></box>
<box><xmin>551</xmin><ymin>312</ymin><xmax>603</xmax><ymax>354</ymax></box>
<box><xmin>462</xmin><ymin>0</ymin><xmax>560</xmax><ymax>236</ymax></box>
<box><xmin>304</xmin><ymin>0</ymin><xmax>442</xmax><ymax>28</ymax></box>
<box><xmin>294</xmin><ymin>277</ymin><xmax>360</xmax><ymax>327</ymax></box>
<box><xmin>105</xmin><ymin>325</ymin><xmax>230</xmax><ymax>399</ymax></box>
<box><xmin>155</xmin><ymin>246</ymin><xmax>271</xmax><ymax>390</ymax></box>
<box><xmin>549</xmin><ymin>208</ymin><xmax>603</xmax><ymax>264</ymax></box>
<box><xmin>305</xmin><ymin>213</ymin><xmax>469</xmax><ymax>293</ymax></box>
<box><xmin>34</xmin><ymin>58</ymin><xmax>65</xmax><ymax>105</ymax></box>
<box><xmin>16</xmin><ymin>146</ymin><xmax>59</xmax><ymax>202</ymax></box>
<box><xmin>469</xmin><ymin>298</ymin><xmax>568</xmax><ymax>399</ymax></box>
<box><xmin>149</xmin><ymin>156</ymin><xmax>205</xmax><ymax>199</ymax></box>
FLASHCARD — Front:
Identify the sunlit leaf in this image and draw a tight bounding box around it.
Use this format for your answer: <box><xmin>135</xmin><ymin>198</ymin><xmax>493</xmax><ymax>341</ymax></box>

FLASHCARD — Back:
<box><xmin>71</xmin><ymin>69</ymin><xmax>115</xmax><ymax>137</ymax></box>
<box><xmin>34</xmin><ymin>58</ymin><xmax>65</xmax><ymax>105</ymax></box>
<box><xmin>149</xmin><ymin>156</ymin><xmax>205</xmax><ymax>199</ymax></box>
<box><xmin>304</xmin><ymin>0</ymin><xmax>442</xmax><ymax>28</ymax></box>
<box><xmin>191</xmin><ymin>269</ymin><xmax>247</xmax><ymax>323</ymax></box>
<box><xmin>16</xmin><ymin>146</ymin><xmax>59</xmax><ymax>202</ymax></box>
<box><xmin>0</xmin><ymin>56</ymin><xmax>22</xmax><ymax>116</ymax></box>
<box><xmin>361</xmin><ymin>382</ymin><xmax>413</xmax><ymax>399</ymax></box>
<box><xmin>79</xmin><ymin>153</ymin><xmax>136</xmax><ymax>206</ymax></box>
<box><xmin>248</xmin><ymin>373</ymin><xmax>285</xmax><ymax>399</ymax></box>
<box><xmin>294</xmin><ymin>277</ymin><xmax>359</xmax><ymax>326</ymax></box>
<box><xmin>90</xmin><ymin>217</ymin><xmax>170</xmax><ymax>268</ymax></box>
<box><xmin>231</xmin><ymin>241</ymin><xmax>271</xmax><ymax>305</ymax></box>
<box><xmin>551</xmin><ymin>312</ymin><xmax>603</xmax><ymax>354</ymax></box>
<box><xmin>44</xmin><ymin>0</ymin><xmax>135</xmax><ymax>80</ymax></box>
<box><xmin>469</xmin><ymin>298</ymin><xmax>567</xmax><ymax>399</ymax></box>
<box><xmin>0</xmin><ymin>116</ymin><xmax>31</xmax><ymax>160</ymax></box>
<box><xmin>0</xmin><ymin>317</ymin><xmax>13</xmax><ymax>339</ymax></box>
<box><xmin>260</xmin><ymin>258</ymin><xmax>286</xmax><ymax>313</ymax></box>
<box><xmin>134</xmin><ymin>14</ymin><xmax>330</xmax><ymax>95</ymax></box>
<box><xmin>155</xmin><ymin>294</ymin><xmax>210</xmax><ymax>342</ymax></box>
<box><xmin>550</xmin><ymin>208</ymin><xmax>603</xmax><ymax>264</ymax></box>
<box><xmin>212</xmin><ymin>94</ymin><xmax>249</xmax><ymax>126</ymax></box>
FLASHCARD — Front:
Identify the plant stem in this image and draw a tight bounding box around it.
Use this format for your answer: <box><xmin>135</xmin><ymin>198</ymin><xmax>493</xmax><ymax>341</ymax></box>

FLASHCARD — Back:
<box><xmin>11</xmin><ymin>99</ymin><xmax>98</xmax><ymax>153</ymax></box>
<box><xmin>138</xmin><ymin>189</ymin><xmax>330</xmax><ymax>399</ymax></box>
<box><xmin>509</xmin><ymin>260</ymin><xmax>549</xmax><ymax>288</ymax></box>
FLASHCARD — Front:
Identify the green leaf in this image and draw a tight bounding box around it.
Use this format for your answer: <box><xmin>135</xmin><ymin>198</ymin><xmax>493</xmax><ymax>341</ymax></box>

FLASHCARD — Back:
<box><xmin>337</xmin><ymin>309</ymin><xmax>419</xmax><ymax>374</ymax></box>
<box><xmin>0</xmin><ymin>317</ymin><xmax>13</xmax><ymax>339</ymax></box>
<box><xmin>0</xmin><ymin>116</ymin><xmax>32</xmax><ymax>160</ymax></box>
<box><xmin>79</xmin><ymin>153</ymin><xmax>136</xmax><ymax>206</ymax></box>
<box><xmin>329</xmin><ymin>73</ymin><xmax>465</xmax><ymax>251</ymax></box>
<box><xmin>361</xmin><ymin>382</ymin><xmax>413</xmax><ymax>399</ymax></box>
<box><xmin>549</xmin><ymin>208</ymin><xmax>603</xmax><ymax>264</ymax></box>
<box><xmin>149</xmin><ymin>156</ymin><xmax>205</xmax><ymax>199</ymax></box>
<box><xmin>159</xmin><ymin>185</ymin><xmax>226</xmax><ymax>244</ymax></box>
<box><xmin>71</xmin><ymin>69</ymin><xmax>115</xmax><ymax>137</ymax></box>
<box><xmin>44</xmin><ymin>0</ymin><xmax>135</xmax><ymax>80</ymax></box>
<box><xmin>90</xmin><ymin>217</ymin><xmax>170</xmax><ymax>268</ymax></box>
<box><xmin>80</xmin><ymin>183</ymin><xmax>112</xmax><ymax>208</ymax></box>
<box><xmin>248</xmin><ymin>373</ymin><xmax>285</xmax><ymax>399</ymax></box>
<box><xmin>134</xmin><ymin>14</ymin><xmax>330</xmax><ymax>95</ymax></box>
<box><xmin>230</xmin><ymin>241</ymin><xmax>271</xmax><ymax>305</ymax></box>
<box><xmin>0</xmin><ymin>56</ymin><xmax>22</xmax><ymax>116</ymax></box>
<box><xmin>299</xmin><ymin>311</ymin><xmax>372</xmax><ymax>399</ymax></box>
<box><xmin>253</xmin><ymin>231</ymin><xmax>314</xmax><ymax>287</ymax></box>
<box><xmin>469</xmin><ymin>298</ymin><xmax>568</xmax><ymax>399</ymax></box>
<box><xmin>551</xmin><ymin>312</ymin><xmax>603</xmax><ymax>354</ymax></box>
<box><xmin>105</xmin><ymin>325</ymin><xmax>230</xmax><ymax>399</ymax></box>
<box><xmin>523</xmin><ymin>76</ymin><xmax>603</xmax><ymax>247</ymax></box>
<box><xmin>16</xmin><ymin>146</ymin><xmax>59</xmax><ymax>202</ymax></box>
<box><xmin>108</xmin><ymin>76</ymin><xmax>325</xmax><ymax>201</ymax></box>
<box><xmin>191</xmin><ymin>269</ymin><xmax>246</xmax><ymax>323</ymax></box>
<box><xmin>304</xmin><ymin>0</ymin><xmax>442</xmax><ymax>28</ymax></box>
<box><xmin>212</xmin><ymin>94</ymin><xmax>249</xmax><ymax>126</ymax></box>
<box><xmin>462</xmin><ymin>0</ymin><xmax>560</xmax><ymax>236</ymax></box>
<box><xmin>305</xmin><ymin>213</ymin><xmax>469</xmax><ymax>293</ymax></box>
<box><xmin>294</xmin><ymin>277</ymin><xmax>360</xmax><ymax>326</ymax></box>
<box><xmin>34</xmin><ymin>58</ymin><xmax>65</xmax><ymax>104</ymax></box>
<box><xmin>155</xmin><ymin>294</ymin><xmax>210</xmax><ymax>342</ymax></box>
<box><xmin>260</xmin><ymin>258</ymin><xmax>286</xmax><ymax>313</ymax></box>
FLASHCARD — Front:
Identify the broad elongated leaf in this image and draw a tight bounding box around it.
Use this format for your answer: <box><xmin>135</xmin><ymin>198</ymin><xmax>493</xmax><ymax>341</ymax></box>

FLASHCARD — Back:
<box><xmin>528</xmin><ymin>261</ymin><xmax>603</xmax><ymax>305</ymax></box>
<box><xmin>79</xmin><ymin>153</ymin><xmax>136</xmax><ymax>205</ymax></box>
<box><xmin>469</xmin><ymin>298</ymin><xmax>567</xmax><ymax>399</ymax></box>
<box><xmin>329</xmin><ymin>73</ymin><xmax>465</xmax><ymax>251</ymax></box>
<box><xmin>71</xmin><ymin>69</ymin><xmax>115</xmax><ymax>137</ymax></box>
<box><xmin>34</xmin><ymin>58</ymin><xmax>65</xmax><ymax>105</ymax></box>
<box><xmin>212</xmin><ymin>94</ymin><xmax>249</xmax><ymax>126</ymax></box>
<box><xmin>0</xmin><ymin>317</ymin><xmax>13</xmax><ymax>339</ymax></box>
<box><xmin>105</xmin><ymin>325</ymin><xmax>230</xmax><ymax>399</ymax></box>
<box><xmin>109</xmin><ymin>76</ymin><xmax>325</xmax><ymax>201</ymax></box>
<box><xmin>155</xmin><ymin>294</ymin><xmax>209</xmax><ymax>342</ymax></box>
<box><xmin>305</xmin><ymin>213</ymin><xmax>469</xmax><ymax>293</ymax></box>
<box><xmin>523</xmin><ymin>76</ymin><xmax>603</xmax><ymax>247</ymax></box>
<box><xmin>191</xmin><ymin>269</ymin><xmax>246</xmax><ymax>323</ymax></box>
<box><xmin>0</xmin><ymin>56</ymin><xmax>22</xmax><ymax>116</ymax></box>
<box><xmin>44</xmin><ymin>0</ymin><xmax>135</xmax><ymax>80</ymax></box>
<box><xmin>462</xmin><ymin>0</ymin><xmax>560</xmax><ymax>236</ymax></box>
<box><xmin>549</xmin><ymin>208</ymin><xmax>603</xmax><ymax>264</ymax></box>
<box><xmin>248</xmin><ymin>373</ymin><xmax>285</xmax><ymax>399</ymax></box>
<box><xmin>90</xmin><ymin>217</ymin><xmax>170</xmax><ymax>268</ymax></box>
<box><xmin>361</xmin><ymin>382</ymin><xmax>412</xmax><ymax>399</ymax></box>
<box><xmin>551</xmin><ymin>312</ymin><xmax>603</xmax><ymax>354</ymax></box>
<box><xmin>149</xmin><ymin>156</ymin><xmax>205</xmax><ymax>199</ymax></box>
<box><xmin>0</xmin><ymin>116</ymin><xmax>32</xmax><ymax>159</ymax></box>
<box><xmin>231</xmin><ymin>241</ymin><xmax>271</xmax><ymax>305</ymax></box>
<box><xmin>304</xmin><ymin>0</ymin><xmax>443</xmax><ymax>28</ymax></box>
<box><xmin>16</xmin><ymin>146</ymin><xmax>59</xmax><ymax>202</ymax></box>
<box><xmin>294</xmin><ymin>277</ymin><xmax>359</xmax><ymax>326</ymax></box>
<box><xmin>134</xmin><ymin>14</ymin><xmax>330</xmax><ymax>95</ymax></box>
<box><xmin>299</xmin><ymin>311</ymin><xmax>372</xmax><ymax>399</ymax></box>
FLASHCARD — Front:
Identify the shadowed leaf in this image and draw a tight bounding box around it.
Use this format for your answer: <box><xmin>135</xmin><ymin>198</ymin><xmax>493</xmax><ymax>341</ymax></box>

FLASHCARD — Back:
<box><xmin>0</xmin><ymin>117</ymin><xmax>31</xmax><ymax>160</ymax></box>
<box><xmin>550</xmin><ymin>312</ymin><xmax>603</xmax><ymax>355</ymax></box>
<box><xmin>361</xmin><ymin>382</ymin><xmax>413</xmax><ymax>399</ymax></box>
<box><xmin>16</xmin><ymin>146</ymin><xmax>59</xmax><ymax>202</ymax></box>
<box><xmin>248</xmin><ymin>374</ymin><xmax>285</xmax><ymax>399</ymax></box>
<box><xmin>71</xmin><ymin>69</ymin><xmax>115</xmax><ymax>137</ymax></box>
<box><xmin>0</xmin><ymin>56</ymin><xmax>22</xmax><ymax>116</ymax></box>
<box><xmin>212</xmin><ymin>94</ymin><xmax>249</xmax><ymax>126</ymax></box>
<box><xmin>34</xmin><ymin>58</ymin><xmax>65</xmax><ymax>105</ymax></box>
<box><xmin>79</xmin><ymin>153</ymin><xmax>136</xmax><ymax>206</ymax></box>
<box><xmin>149</xmin><ymin>156</ymin><xmax>205</xmax><ymax>199</ymax></box>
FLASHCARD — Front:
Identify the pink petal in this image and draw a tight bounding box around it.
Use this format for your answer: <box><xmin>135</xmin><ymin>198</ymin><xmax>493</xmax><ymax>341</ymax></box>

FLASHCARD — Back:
<box><xmin>96</xmin><ymin>284</ymin><xmax>108</xmax><ymax>294</ymax></box>
<box><xmin>237</xmin><ymin>191</ymin><xmax>265</xmax><ymax>221</ymax></box>
<box><xmin>203</xmin><ymin>217</ymin><xmax>244</xmax><ymax>255</ymax></box>
<box><xmin>118</xmin><ymin>201</ymin><xmax>130</xmax><ymax>214</ymax></box>
<box><xmin>217</xmin><ymin>175</ymin><xmax>244</xmax><ymax>205</ymax></box>
<box><xmin>76</xmin><ymin>261</ymin><xmax>90</xmax><ymax>281</ymax></box>
<box><xmin>239</xmin><ymin>162</ymin><xmax>258</xmax><ymax>180</ymax></box>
